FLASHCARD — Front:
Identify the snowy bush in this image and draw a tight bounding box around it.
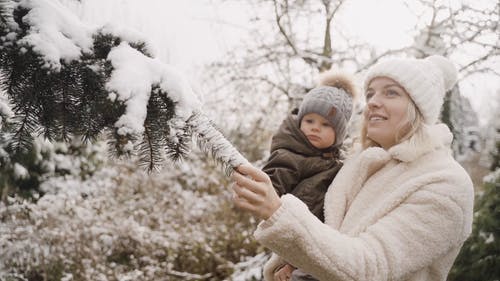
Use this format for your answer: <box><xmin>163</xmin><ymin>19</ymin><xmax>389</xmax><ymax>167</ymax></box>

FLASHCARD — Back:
<box><xmin>229</xmin><ymin>252</ymin><xmax>269</xmax><ymax>281</ymax></box>
<box><xmin>0</xmin><ymin>153</ymin><xmax>263</xmax><ymax>281</ymax></box>
<box><xmin>0</xmin><ymin>136</ymin><xmax>107</xmax><ymax>200</ymax></box>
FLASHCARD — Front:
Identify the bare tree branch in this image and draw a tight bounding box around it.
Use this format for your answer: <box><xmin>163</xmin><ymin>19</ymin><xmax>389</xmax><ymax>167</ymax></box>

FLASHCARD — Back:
<box><xmin>231</xmin><ymin>75</ymin><xmax>289</xmax><ymax>96</ymax></box>
<box><xmin>273</xmin><ymin>0</ymin><xmax>299</xmax><ymax>55</ymax></box>
<box><xmin>459</xmin><ymin>51</ymin><xmax>500</xmax><ymax>73</ymax></box>
<box><xmin>318</xmin><ymin>0</ymin><xmax>345</xmax><ymax>71</ymax></box>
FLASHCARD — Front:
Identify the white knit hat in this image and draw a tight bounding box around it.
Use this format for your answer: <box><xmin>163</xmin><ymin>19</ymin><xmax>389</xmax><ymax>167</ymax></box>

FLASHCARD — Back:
<box><xmin>363</xmin><ymin>55</ymin><xmax>458</xmax><ymax>124</ymax></box>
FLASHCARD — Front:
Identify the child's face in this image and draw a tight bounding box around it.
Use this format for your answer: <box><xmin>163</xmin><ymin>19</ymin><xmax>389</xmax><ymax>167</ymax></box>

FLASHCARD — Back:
<box><xmin>300</xmin><ymin>113</ymin><xmax>336</xmax><ymax>149</ymax></box>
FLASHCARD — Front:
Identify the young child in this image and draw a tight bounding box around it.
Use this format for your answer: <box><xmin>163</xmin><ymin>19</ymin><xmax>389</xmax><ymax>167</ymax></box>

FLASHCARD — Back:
<box><xmin>261</xmin><ymin>71</ymin><xmax>356</xmax><ymax>281</ymax></box>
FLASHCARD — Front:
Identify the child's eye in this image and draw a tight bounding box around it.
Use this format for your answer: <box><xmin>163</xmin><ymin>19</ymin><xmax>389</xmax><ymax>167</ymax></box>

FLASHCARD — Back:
<box><xmin>322</xmin><ymin>122</ymin><xmax>330</xmax><ymax>127</ymax></box>
<box><xmin>305</xmin><ymin>119</ymin><xmax>313</xmax><ymax>123</ymax></box>
<box><xmin>365</xmin><ymin>91</ymin><xmax>374</xmax><ymax>100</ymax></box>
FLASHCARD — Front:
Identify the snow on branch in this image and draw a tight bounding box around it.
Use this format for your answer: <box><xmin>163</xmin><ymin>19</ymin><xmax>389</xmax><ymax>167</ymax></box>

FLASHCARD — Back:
<box><xmin>106</xmin><ymin>41</ymin><xmax>248</xmax><ymax>173</ymax></box>
<box><xmin>0</xmin><ymin>90</ymin><xmax>13</xmax><ymax>128</ymax></box>
<box><xmin>0</xmin><ymin>0</ymin><xmax>249</xmax><ymax>173</ymax></box>
<box><xmin>187</xmin><ymin>111</ymin><xmax>249</xmax><ymax>175</ymax></box>
<box><xmin>16</xmin><ymin>0</ymin><xmax>94</xmax><ymax>70</ymax></box>
<box><xmin>106</xmin><ymin>42</ymin><xmax>200</xmax><ymax>136</ymax></box>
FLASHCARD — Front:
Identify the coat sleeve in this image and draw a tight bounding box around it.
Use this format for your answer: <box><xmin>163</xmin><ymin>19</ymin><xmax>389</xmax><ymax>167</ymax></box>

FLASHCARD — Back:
<box><xmin>262</xmin><ymin>149</ymin><xmax>302</xmax><ymax>196</ymax></box>
<box><xmin>254</xmin><ymin>181</ymin><xmax>473</xmax><ymax>281</ymax></box>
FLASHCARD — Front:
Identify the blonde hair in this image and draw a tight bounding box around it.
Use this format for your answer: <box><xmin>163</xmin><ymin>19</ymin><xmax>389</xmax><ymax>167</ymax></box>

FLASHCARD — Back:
<box><xmin>360</xmin><ymin>98</ymin><xmax>428</xmax><ymax>150</ymax></box>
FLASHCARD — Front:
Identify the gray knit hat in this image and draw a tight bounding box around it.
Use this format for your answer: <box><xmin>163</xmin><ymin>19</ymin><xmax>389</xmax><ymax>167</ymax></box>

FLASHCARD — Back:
<box><xmin>297</xmin><ymin>72</ymin><xmax>357</xmax><ymax>147</ymax></box>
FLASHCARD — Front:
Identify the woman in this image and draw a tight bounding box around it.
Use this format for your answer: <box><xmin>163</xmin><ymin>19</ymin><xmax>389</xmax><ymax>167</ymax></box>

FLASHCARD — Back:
<box><xmin>232</xmin><ymin>55</ymin><xmax>474</xmax><ymax>281</ymax></box>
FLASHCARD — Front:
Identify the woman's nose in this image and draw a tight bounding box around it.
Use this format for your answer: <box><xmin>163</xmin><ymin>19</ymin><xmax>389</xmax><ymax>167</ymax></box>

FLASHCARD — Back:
<box><xmin>367</xmin><ymin>93</ymin><xmax>382</xmax><ymax>108</ymax></box>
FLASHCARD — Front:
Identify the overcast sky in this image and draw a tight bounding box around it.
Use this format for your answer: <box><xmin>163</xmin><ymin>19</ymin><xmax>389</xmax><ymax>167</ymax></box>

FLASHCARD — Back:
<box><xmin>73</xmin><ymin>0</ymin><xmax>499</xmax><ymax>125</ymax></box>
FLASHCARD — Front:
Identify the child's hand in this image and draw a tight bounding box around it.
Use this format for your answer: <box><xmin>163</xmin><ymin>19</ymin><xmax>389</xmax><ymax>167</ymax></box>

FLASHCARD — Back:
<box><xmin>273</xmin><ymin>263</ymin><xmax>296</xmax><ymax>281</ymax></box>
<box><xmin>231</xmin><ymin>164</ymin><xmax>282</xmax><ymax>220</ymax></box>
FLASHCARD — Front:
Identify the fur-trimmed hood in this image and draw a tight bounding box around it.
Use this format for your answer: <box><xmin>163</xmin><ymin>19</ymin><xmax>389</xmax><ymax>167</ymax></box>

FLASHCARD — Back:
<box><xmin>271</xmin><ymin>114</ymin><xmax>340</xmax><ymax>156</ymax></box>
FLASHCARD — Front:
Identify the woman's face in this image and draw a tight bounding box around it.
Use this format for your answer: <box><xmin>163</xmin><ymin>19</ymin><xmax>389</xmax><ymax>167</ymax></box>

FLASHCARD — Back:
<box><xmin>364</xmin><ymin>77</ymin><xmax>412</xmax><ymax>150</ymax></box>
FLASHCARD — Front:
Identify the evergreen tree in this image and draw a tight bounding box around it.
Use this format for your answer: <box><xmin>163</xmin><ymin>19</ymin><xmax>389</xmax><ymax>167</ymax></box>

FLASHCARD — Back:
<box><xmin>449</xmin><ymin>116</ymin><xmax>500</xmax><ymax>280</ymax></box>
<box><xmin>449</xmin><ymin>155</ymin><xmax>500</xmax><ymax>280</ymax></box>
<box><xmin>440</xmin><ymin>84</ymin><xmax>481</xmax><ymax>158</ymax></box>
<box><xmin>0</xmin><ymin>0</ymin><xmax>247</xmax><ymax>192</ymax></box>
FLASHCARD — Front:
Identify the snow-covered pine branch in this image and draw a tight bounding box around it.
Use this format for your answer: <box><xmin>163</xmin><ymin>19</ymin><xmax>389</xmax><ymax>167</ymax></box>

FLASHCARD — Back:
<box><xmin>0</xmin><ymin>0</ymin><xmax>248</xmax><ymax>173</ymax></box>
<box><xmin>187</xmin><ymin>111</ymin><xmax>249</xmax><ymax>176</ymax></box>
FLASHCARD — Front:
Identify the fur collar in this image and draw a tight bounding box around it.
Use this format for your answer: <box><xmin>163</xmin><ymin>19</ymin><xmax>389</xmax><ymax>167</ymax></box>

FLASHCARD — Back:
<box><xmin>388</xmin><ymin>123</ymin><xmax>452</xmax><ymax>162</ymax></box>
<box><xmin>325</xmin><ymin>124</ymin><xmax>454</xmax><ymax>228</ymax></box>
<box><xmin>352</xmin><ymin>123</ymin><xmax>453</xmax><ymax>163</ymax></box>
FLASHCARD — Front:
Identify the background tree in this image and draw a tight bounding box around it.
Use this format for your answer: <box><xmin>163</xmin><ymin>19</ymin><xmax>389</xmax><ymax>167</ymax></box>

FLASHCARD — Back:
<box><xmin>203</xmin><ymin>0</ymin><xmax>498</xmax><ymax>158</ymax></box>
<box><xmin>449</xmin><ymin>99</ymin><xmax>500</xmax><ymax>280</ymax></box>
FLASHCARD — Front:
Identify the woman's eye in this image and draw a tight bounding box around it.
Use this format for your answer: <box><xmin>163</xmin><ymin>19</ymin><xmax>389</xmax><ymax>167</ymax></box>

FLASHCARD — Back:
<box><xmin>387</xmin><ymin>90</ymin><xmax>399</xmax><ymax>96</ymax></box>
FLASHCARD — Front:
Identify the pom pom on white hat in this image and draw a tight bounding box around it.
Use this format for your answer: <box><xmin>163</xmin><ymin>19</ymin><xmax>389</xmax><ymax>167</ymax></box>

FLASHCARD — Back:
<box><xmin>363</xmin><ymin>55</ymin><xmax>458</xmax><ymax>124</ymax></box>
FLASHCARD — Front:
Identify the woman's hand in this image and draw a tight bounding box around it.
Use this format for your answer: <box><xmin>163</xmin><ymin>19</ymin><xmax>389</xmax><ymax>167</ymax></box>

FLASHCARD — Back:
<box><xmin>231</xmin><ymin>164</ymin><xmax>282</xmax><ymax>220</ymax></box>
<box><xmin>274</xmin><ymin>263</ymin><xmax>296</xmax><ymax>281</ymax></box>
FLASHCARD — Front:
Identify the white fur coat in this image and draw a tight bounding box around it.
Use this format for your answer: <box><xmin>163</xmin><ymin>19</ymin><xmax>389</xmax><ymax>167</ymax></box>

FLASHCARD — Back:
<box><xmin>255</xmin><ymin>124</ymin><xmax>474</xmax><ymax>281</ymax></box>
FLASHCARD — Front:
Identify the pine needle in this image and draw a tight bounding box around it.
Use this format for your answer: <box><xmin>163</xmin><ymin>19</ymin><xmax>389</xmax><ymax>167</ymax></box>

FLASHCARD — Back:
<box><xmin>188</xmin><ymin>110</ymin><xmax>249</xmax><ymax>176</ymax></box>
